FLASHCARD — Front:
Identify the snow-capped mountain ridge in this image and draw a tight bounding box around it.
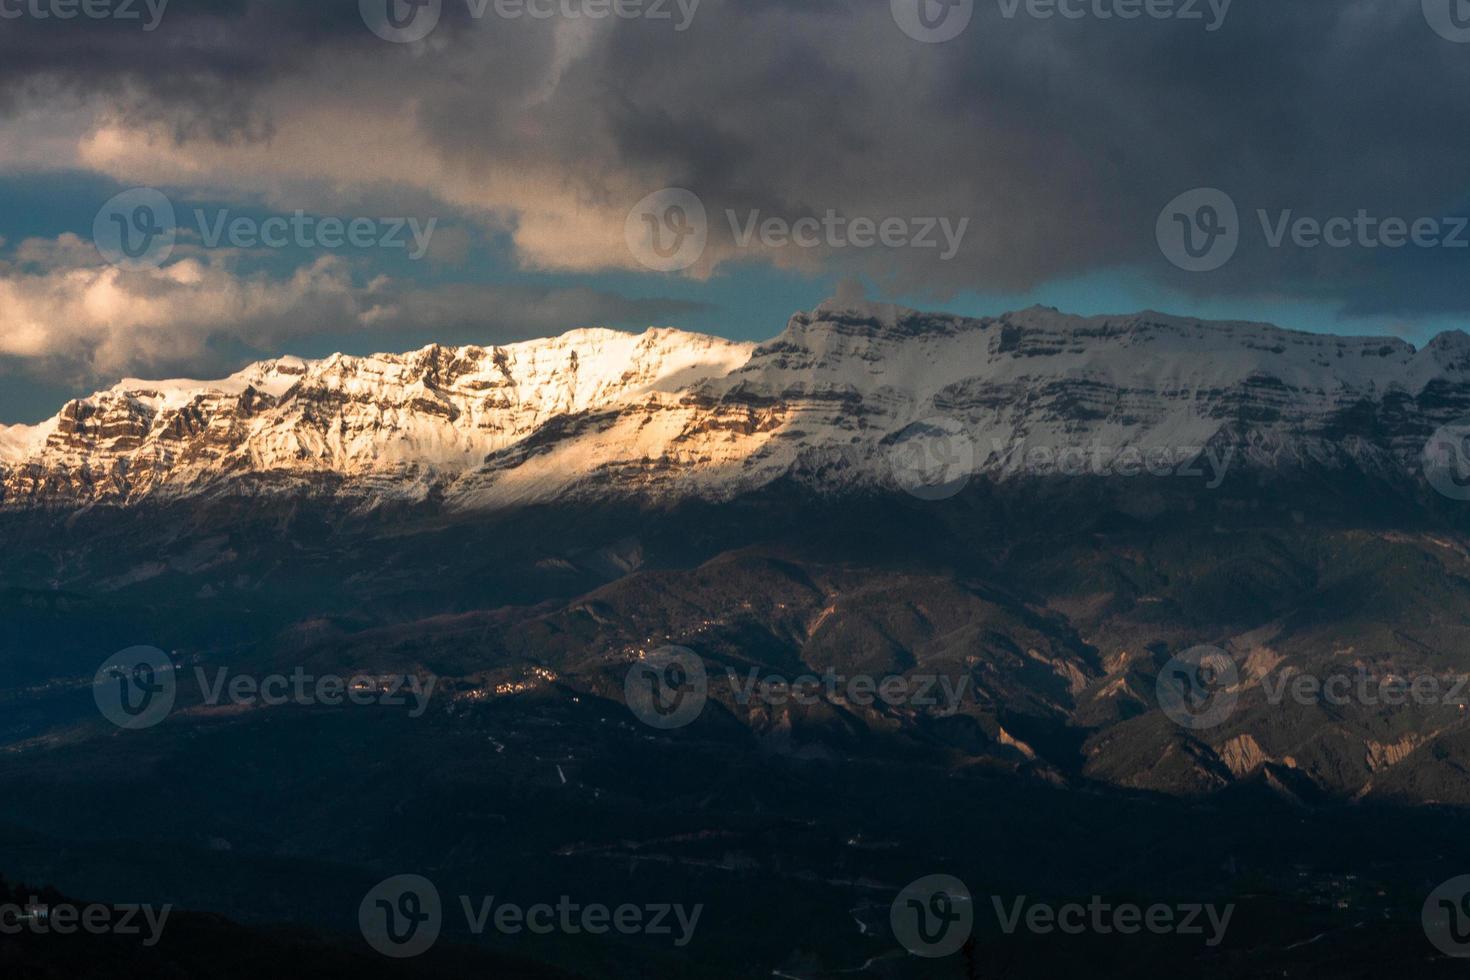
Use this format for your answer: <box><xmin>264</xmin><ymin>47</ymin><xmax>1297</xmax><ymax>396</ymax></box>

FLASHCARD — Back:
<box><xmin>3</xmin><ymin>303</ymin><xmax>1466</xmax><ymax>509</ymax></box>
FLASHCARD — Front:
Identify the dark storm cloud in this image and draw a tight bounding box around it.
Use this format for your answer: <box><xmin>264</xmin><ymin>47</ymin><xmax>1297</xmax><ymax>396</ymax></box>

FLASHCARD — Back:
<box><xmin>2</xmin><ymin>0</ymin><xmax>1469</xmax><ymax>313</ymax></box>
<box><xmin>0</xmin><ymin>2</ymin><xmax>323</xmax><ymax>112</ymax></box>
<box><xmin>582</xmin><ymin>0</ymin><xmax>1470</xmax><ymax>309</ymax></box>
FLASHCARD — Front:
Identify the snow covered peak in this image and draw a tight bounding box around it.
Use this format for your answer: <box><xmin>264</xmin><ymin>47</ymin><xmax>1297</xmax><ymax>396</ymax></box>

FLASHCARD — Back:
<box><xmin>0</xmin><ymin>325</ymin><xmax>755</xmax><ymax>501</ymax></box>
<box><xmin>2</xmin><ymin>306</ymin><xmax>1468</xmax><ymax>510</ymax></box>
<box><xmin>74</xmin><ymin>325</ymin><xmax>748</xmax><ymax>427</ymax></box>
<box><xmin>109</xmin><ymin>356</ymin><xmax>311</xmax><ymax>413</ymax></box>
<box><xmin>1417</xmin><ymin>329</ymin><xmax>1470</xmax><ymax>376</ymax></box>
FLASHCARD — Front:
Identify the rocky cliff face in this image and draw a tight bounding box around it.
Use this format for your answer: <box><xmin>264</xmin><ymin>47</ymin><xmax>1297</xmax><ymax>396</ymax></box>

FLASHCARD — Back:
<box><xmin>0</xmin><ymin>327</ymin><xmax>754</xmax><ymax>508</ymax></box>
<box><xmin>4</xmin><ymin>302</ymin><xmax>1469</xmax><ymax>510</ymax></box>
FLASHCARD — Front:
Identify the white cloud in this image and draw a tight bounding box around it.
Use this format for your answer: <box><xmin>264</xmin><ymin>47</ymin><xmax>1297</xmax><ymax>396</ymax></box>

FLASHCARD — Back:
<box><xmin>0</xmin><ymin>233</ymin><xmax>708</xmax><ymax>387</ymax></box>
<box><xmin>0</xmin><ymin>248</ymin><xmax>363</xmax><ymax>376</ymax></box>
